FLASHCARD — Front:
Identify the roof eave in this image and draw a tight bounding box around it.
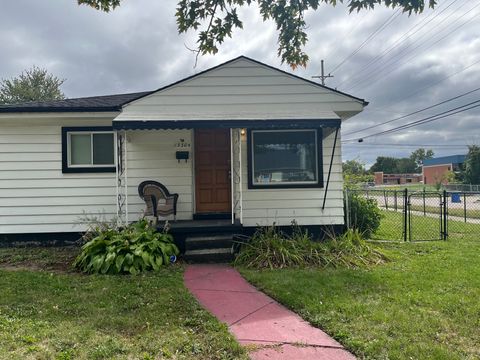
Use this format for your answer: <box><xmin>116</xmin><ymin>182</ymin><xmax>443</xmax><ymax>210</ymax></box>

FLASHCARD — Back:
<box><xmin>0</xmin><ymin>106</ymin><xmax>122</xmax><ymax>113</ymax></box>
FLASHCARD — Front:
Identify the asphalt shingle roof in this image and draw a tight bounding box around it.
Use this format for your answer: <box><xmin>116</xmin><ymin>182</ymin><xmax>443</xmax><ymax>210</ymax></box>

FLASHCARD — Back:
<box><xmin>0</xmin><ymin>91</ymin><xmax>152</xmax><ymax>113</ymax></box>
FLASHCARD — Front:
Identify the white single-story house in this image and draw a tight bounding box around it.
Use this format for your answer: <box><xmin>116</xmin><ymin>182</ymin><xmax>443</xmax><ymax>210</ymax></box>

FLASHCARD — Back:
<box><xmin>0</xmin><ymin>56</ymin><xmax>367</xmax><ymax>245</ymax></box>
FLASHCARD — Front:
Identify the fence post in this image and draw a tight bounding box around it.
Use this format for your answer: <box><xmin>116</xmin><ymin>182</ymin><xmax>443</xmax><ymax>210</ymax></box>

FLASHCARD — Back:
<box><xmin>443</xmin><ymin>190</ymin><xmax>448</xmax><ymax>240</ymax></box>
<box><xmin>464</xmin><ymin>192</ymin><xmax>467</xmax><ymax>223</ymax></box>
<box><xmin>423</xmin><ymin>188</ymin><xmax>426</xmax><ymax>216</ymax></box>
<box><xmin>384</xmin><ymin>190</ymin><xmax>388</xmax><ymax>210</ymax></box>
<box><xmin>404</xmin><ymin>188</ymin><xmax>408</xmax><ymax>242</ymax></box>
<box><xmin>394</xmin><ymin>190</ymin><xmax>398</xmax><ymax>211</ymax></box>
<box><xmin>345</xmin><ymin>188</ymin><xmax>350</xmax><ymax>229</ymax></box>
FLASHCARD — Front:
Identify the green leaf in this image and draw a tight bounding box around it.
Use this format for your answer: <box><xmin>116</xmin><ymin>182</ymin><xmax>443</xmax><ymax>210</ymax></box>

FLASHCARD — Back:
<box><xmin>115</xmin><ymin>254</ymin><xmax>125</xmax><ymax>272</ymax></box>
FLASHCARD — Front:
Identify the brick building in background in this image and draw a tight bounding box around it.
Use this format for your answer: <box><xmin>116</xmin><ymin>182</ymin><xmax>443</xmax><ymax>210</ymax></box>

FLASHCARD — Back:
<box><xmin>422</xmin><ymin>155</ymin><xmax>466</xmax><ymax>185</ymax></box>
<box><xmin>374</xmin><ymin>172</ymin><xmax>423</xmax><ymax>185</ymax></box>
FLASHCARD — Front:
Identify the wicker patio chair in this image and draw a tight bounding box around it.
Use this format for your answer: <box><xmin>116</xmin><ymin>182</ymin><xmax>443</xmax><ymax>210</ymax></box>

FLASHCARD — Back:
<box><xmin>138</xmin><ymin>180</ymin><xmax>179</xmax><ymax>221</ymax></box>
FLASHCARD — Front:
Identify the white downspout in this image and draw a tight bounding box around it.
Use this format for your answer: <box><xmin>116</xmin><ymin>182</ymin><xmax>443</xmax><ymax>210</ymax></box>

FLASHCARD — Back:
<box><xmin>230</xmin><ymin>128</ymin><xmax>234</xmax><ymax>224</ymax></box>
<box><xmin>239</xmin><ymin>130</ymin><xmax>243</xmax><ymax>225</ymax></box>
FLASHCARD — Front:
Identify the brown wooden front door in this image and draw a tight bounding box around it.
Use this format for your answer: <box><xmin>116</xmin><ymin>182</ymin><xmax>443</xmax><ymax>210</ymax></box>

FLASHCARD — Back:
<box><xmin>194</xmin><ymin>129</ymin><xmax>231</xmax><ymax>214</ymax></box>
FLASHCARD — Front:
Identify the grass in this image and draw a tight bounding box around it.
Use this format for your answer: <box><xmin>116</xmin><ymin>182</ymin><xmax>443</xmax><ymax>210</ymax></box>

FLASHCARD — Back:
<box><xmin>240</xmin><ymin>212</ymin><xmax>480</xmax><ymax>360</ymax></box>
<box><xmin>409</xmin><ymin>204</ymin><xmax>480</xmax><ymax>220</ymax></box>
<box><xmin>0</xmin><ymin>247</ymin><xmax>247</xmax><ymax>360</ymax></box>
<box><xmin>372</xmin><ymin>209</ymin><xmax>480</xmax><ymax>241</ymax></box>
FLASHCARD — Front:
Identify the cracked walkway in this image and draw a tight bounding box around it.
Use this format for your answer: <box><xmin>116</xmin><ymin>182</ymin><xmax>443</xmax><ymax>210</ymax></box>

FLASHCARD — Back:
<box><xmin>184</xmin><ymin>264</ymin><xmax>355</xmax><ymax>360</ymax></box>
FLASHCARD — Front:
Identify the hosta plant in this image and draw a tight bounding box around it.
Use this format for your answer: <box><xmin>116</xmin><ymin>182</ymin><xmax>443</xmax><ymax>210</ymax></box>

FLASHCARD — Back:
<box><xmin>74</xmin><ymin>219</ymin><xmax>179</xmax><ymax>275</ymax></box>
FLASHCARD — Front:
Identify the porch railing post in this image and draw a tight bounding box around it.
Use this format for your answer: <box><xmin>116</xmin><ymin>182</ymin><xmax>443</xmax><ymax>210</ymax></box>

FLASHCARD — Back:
<box><xmin>116</xmin><ymin>130</ymin><xmax>128</xmax><ymax>227</ymax></box>
<box><xmin>124</xmin><ymin>130</ymin><xmax>129</xmax><ymax>225</ymax></box>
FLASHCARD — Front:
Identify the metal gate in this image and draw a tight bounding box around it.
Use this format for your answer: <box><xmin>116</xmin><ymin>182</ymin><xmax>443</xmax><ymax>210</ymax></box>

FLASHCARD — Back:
<box><xmin>407</xmin><ymin>191</ymin><xmax>447</xmax><ymax>241</ymax></box>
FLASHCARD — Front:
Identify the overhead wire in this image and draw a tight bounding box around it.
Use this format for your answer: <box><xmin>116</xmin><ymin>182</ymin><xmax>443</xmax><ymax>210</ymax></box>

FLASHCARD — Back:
<box><xmin>335</xmin><ymin>0</ymin><xmax>460</xmax><ymax>88</ymax></box>
<box><xmin>372</xmin><ymin>58</ymin><xmax>480</xmax><ymax>111</ymax></box>
<box><xmin>343</xmin><ymin>143</ymin><xmax>469</xmax><ymax>148</ymax></box>
<box><xmin>346</xmin><ymin>2</ymin><xmax>480</xmax><ymax>92</ymax></box>
<box><xmin>343</xmin><ymin>100</ymin><xmax>480</xmax><ymax>142</ymax></box>
<box><xmin>343</xmin><ymin>86</ymin><xmax>480</xmax><ymax>137</ymax></box>
<box><xmin>328</xmin><ymin>9</ymin><xmax>401</xmax><ymax>74</ymax></box>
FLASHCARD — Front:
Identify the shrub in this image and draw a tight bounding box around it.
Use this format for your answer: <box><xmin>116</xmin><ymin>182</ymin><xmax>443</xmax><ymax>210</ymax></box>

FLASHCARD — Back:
<box><xmin>234</xmin><ymin>223</ymin><xmax>388</xmax><ymax>269</ymax></box>
<box><xmin>74</xmin><ymin>219</ymin><xmax>179</xmax><ymax>275</ymax></box>
<box><xmin>346</xmin><ymin>192</ymin><xmax>383</xmax><ymax>238</ymax></box>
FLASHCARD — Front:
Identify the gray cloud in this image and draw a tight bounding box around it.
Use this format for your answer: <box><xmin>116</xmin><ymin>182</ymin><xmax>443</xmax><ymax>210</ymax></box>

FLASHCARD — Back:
<box><xmin>1</xmin><ymin>0</ymin><xmax>479</xmax><ymax>166</ymax></box>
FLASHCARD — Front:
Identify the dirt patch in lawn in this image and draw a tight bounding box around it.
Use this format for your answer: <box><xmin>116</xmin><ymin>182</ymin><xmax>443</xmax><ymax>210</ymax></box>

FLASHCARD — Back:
<box><xmin>0</xmin><ymin>246</ymin><xmax>79</xmax><ymax>273</ymax></box>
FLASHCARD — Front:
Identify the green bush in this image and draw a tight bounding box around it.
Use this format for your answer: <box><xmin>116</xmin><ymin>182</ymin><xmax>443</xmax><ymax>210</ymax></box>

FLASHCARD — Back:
<box><xmin>74</xmin><ymin>219</ymin><xmax>179</xmax><ymax>275</ymax></box>
<box><xmin>234</xmin><ymin>223</ymin><xmax>388</xmax><ymax>269</ymax></box>
<box><xmin>346</xmin><ymin>192</ymin><xmax>383</xmax><ymax>238</ymax></box>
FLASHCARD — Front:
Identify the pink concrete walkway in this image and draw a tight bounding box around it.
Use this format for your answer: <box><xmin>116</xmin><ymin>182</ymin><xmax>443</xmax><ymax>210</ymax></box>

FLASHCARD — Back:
<box><xmin>184</xmin><ymin>264</ymin><xmax>356</xmax><ymax>360</ymax></box>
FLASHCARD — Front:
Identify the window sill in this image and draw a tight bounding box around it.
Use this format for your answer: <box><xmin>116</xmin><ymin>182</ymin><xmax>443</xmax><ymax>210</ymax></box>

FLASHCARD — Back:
<box><xmin>62</xmin><ymin>166</ymin><xmax>116</xmax><ymax>174</ymax></box>
<box><xmin>248</xmin><ymin>183</ymin><xmax>324</xmax><ymax>189</ymax></box>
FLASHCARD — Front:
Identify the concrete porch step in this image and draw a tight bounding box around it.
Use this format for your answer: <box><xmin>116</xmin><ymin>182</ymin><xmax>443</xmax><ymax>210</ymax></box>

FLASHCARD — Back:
<box><xmin>184</xmin><ymin>248</ymin><xmax>234</xmax><ymax>263</ymax></box>
<box><xmin>185</xmin><ymin>234</ymin><xmax>234</xmax><ymax>251</ymax></box>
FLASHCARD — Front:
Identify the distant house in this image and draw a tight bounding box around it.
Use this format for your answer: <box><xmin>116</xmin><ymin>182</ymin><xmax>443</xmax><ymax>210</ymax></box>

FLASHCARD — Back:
<box><xmin>374</xmin><ymin>172</ymin><xmax>423</xmax><ymax>186</ymax></box>
<box><xmin>422</xmin><ymin>155</ymin><xmax>466</xmax><ymax>185</ymax></box>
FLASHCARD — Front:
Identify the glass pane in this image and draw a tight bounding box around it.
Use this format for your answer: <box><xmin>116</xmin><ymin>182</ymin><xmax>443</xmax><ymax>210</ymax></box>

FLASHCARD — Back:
<box><xmin>252</xmin><ymin>130</ymin><xmax>317</xmax><ymax>184</ymax></box>
<box><xmin>70</xmin><ymin>134</ymin><xmax>92</xmax><ymax>165</ymax></box>
<box><xmin>93</xmin><ymin>133</ymin><xmax>115</xmax><ymax>165</ymax></box>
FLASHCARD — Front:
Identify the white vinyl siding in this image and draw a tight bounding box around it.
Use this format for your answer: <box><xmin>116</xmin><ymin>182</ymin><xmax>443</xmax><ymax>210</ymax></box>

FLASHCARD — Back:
<box><xmin>125</xmin><ymin>130</ymin><xmax>194</xmax><ymax>222</ymax></box>
<box><xmin>115</xmin><ymin>58</ymin><xmax>363</xmax><ymax>122</ymax></box>
<box><xmin>0</xmin><ymin>57</ymin><xmax>364</xmax><ymax>235</ymax></box>
<box><xmin>0</xmin><ymin>120</ymin><xmax>117</xmax><ymax>234</ymax></box>
<box><xmin>241</xmin><ymin>128</ymin><xmax>344</xmax><ymax>227</ymax></box>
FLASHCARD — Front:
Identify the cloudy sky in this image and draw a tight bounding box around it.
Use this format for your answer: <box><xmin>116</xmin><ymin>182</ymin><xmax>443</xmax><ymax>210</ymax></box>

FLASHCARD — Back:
<box><xmin>1</xmin><ymin>0</ymin><xmax>479</xmax><ymax>166</ymax></box>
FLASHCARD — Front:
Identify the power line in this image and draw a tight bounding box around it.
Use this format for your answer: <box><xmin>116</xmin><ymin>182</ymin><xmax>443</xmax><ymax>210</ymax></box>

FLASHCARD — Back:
<box><xmin>346</xmin><ymin>2</ymin><xmax>480</xmax><ymax>92</ymax></box>
<box><xmin>343</xmin><ymin>100</ymin><xmax>480</xmax><ymax>142</ymax></box>
<box><xmin>328</xmin><ymin>10</ymin><xmax>401</xmax><ymax>74</ymax></box>
<box><xmin>325</xmin><ymin>10</ymin><xmax>370</xmax><ymax>63</ymax></box>
<box><xmin>343</xmin><ymin>86</ymin><xmax>480</xmax><ymax>137</ymax></box>
<box><xmin>372</xmin><ymin>58</ymin><xmax>480</xmax><ymax>111</ymax></box>
<box><xmin>345</xmin><ymin>1</ymin><xmax>477</xmax><ymax>91</ymax></box>
<box><xmin>343</xmin><ymin>143</ymin><xmax>469</xmax><ymax>148</ymax></box>
<box><xmin>335</xmin><ymin>0</ymin><xmax>461</xmax><ymax>88</ymax></box>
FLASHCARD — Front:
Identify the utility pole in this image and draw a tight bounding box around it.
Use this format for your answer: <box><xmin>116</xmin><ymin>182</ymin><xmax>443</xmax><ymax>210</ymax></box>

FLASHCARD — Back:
<box><xmin>312</xmin><ymin>60</ymin><xmax>334</xmax><ymax>86</ymax></box>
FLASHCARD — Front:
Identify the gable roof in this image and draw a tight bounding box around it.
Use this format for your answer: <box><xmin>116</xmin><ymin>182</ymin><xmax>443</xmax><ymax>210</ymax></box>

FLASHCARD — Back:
<box><xmin>0</xmin><ymin>55</ymin><xmax>367</xmax><ymax>114</ymax></box>
<box><xmin>123</xmin><ymin>55</ymin><xmax>368</xmax><ymax>108</ymax></box>
<box><xmin>0</xmin><ymin>91</ymin><xmax>152</xmax><ymax>113</ymax></box>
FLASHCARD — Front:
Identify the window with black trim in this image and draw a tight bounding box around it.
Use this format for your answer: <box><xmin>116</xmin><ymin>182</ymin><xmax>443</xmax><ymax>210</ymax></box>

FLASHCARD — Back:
<box><xmin>248</xmin><ymin>129</ymin><xmax>323</xmax><ymax>188</ymax></box>
<box><xmin>62</xmin><ymin>127</ymin><xmax>116</xmax><ymax>173</ymax></box>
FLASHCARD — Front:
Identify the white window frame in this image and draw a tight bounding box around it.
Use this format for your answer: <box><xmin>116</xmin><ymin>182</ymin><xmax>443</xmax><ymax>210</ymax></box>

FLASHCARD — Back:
<box><xmin>67</xmin><ymin>131</ymin><xmax>117</xmax><ymax>168</ymax></box>
<box><xmin>250</xmin><ymin>129</ymin><xmax>319</xmax><ymax>187</ymax></box>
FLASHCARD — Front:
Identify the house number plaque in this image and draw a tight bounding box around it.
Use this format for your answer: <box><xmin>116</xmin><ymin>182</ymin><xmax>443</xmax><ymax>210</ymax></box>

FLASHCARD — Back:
<box><xmin>174</xmin><ymin>139</ymin><xmax>191</xmax><ymax>148</ymax></box>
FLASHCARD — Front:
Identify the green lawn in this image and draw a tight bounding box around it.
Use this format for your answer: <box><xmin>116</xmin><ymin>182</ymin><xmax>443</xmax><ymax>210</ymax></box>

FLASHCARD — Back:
<box><xmin>372</xmin><ymin>209</ymin><xmax>480</xmax><ymax>241</ymax></box>
<box><xmin>240</xmin><ymin>213</ymin><xmax>480</xmax><ymax>360</ymax></box>
<box><xmin>0</xmin><ymin>247</ymin><xmax>246</xmax><ymax>360</ymax></box>
<box><xmin>409</xmin><ymin>204</ymin><xmax>480</xmax><ymax>220</ymax></box>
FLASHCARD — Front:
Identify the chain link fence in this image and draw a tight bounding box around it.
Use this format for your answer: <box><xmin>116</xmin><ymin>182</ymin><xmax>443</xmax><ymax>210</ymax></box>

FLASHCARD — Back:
<box><xmin>445</xmin><ymin>184</ymin><xmax>480</xmax><ymax>192</ymax></box>
<box><xmin>345</xmin><ymin>188</ymin><xmax>480</xmax><ymax>242</ymax></box>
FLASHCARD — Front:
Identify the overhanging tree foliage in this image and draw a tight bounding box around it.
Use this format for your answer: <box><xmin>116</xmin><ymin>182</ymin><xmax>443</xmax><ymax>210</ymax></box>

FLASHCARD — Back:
<box><xmin>77</xmin><ymin>0</ymin><xmax>436</xmax><ymax>68</ymax></box>
<box><xmin>0</xmin><ymin>66</ymin><xmax>65</xmax><ymax>104</ymax></box>
<box><xmin>369</xmin><ymin>148</ymin><xmax>434</xmax><ymax>174</ymax></box>
<box><xmin>410</xmin><ymin>148</ymin><xmax>434</xmax><ymax>171</ymax></box>
<box><xmin>464</xmin><ymin>145</ymin><xmax>480</xmax><ymax>185</ymax></box>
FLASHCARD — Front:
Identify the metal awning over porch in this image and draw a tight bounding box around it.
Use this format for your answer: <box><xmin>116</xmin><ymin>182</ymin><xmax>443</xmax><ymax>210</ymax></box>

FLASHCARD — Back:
<box><xmin>112</xmin><ymin>118</ymin><xmax>341</xmax><ymax>130</ymax></box>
